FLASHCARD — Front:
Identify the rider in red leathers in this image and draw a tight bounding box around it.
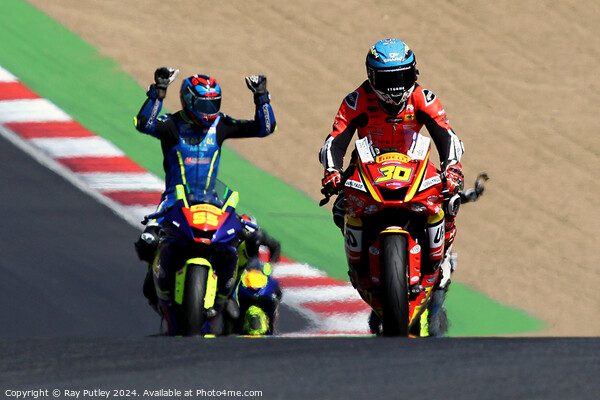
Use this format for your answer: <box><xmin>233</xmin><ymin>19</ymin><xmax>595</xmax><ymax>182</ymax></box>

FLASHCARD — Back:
<box><xmin>319</xmin><ymin>39</ymin><xmax>465</xmax><ymax>334</ymax></box>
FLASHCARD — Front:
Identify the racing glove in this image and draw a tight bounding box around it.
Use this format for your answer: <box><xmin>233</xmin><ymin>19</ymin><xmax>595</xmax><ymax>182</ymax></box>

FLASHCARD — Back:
<box><xmin>153</xmin><ymin>67</ymin><xmax>179</xmax><ymax>100</ymax></box>
<box><xmin>245</xmin><ymin>75</ymin><xmax>270</xmax><ymax>105</ymax></box>
<box><xmin>322</xmin><ymin>168</ymin><xmax>342</xmax><ymax>195</ymax></box>
<box><xmin>443</xmin><ymin>161</ymin><xmax>464</xmax><ymax>195</ymax></box>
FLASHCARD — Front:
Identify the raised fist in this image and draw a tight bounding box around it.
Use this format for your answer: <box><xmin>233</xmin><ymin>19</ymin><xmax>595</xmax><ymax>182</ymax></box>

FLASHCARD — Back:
<box><xmin>153</xmin><ymin>67</ymin><xmax>179</xmax><ymax>99</ymax></box>
<box><xmin>245</xmin><ymin>75</ymin><xmax>270</xmax><ymax>104</ymax></box>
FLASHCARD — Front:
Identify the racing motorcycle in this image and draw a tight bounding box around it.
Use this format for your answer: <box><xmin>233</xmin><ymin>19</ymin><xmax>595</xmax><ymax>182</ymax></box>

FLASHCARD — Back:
<box><xmin>146</xmin><ymin>180</ymin><xmax>244</xmax><ymax>336</ymax></box>
<box><xmin>234</xmin><ymin>257</ymin><xmax>282</xmax><ymax>336</ymax></box>
<box><xmin>321</xmin><ymin>135</ymin><xmax>487</xmax><ymax>337</ymax></box>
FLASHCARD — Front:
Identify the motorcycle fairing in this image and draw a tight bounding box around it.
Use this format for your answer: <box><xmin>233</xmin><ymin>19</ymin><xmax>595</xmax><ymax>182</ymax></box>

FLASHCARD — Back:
<box><xmin>360</xmin><ymin>150</ymin><xmax>430</xmax><ymax>200</ymax></box>
<box><xmin>170</xmin><ymin>183</ymin><xmax>243</xmax><ymax>245</ymax></box>
<box><xmin>182</xmin><ymin>204</ymin><xmax>226</xmax><ymax>243</ymax></box>
<box><xmin>151</xmin><ymin>179</ymin><xmax>245</xmax><ymax>336</ymax></box>
<box><xmin>344</xmin><ymin>215</ymin><xmax>363</xmax><ymax>263</ymax></box>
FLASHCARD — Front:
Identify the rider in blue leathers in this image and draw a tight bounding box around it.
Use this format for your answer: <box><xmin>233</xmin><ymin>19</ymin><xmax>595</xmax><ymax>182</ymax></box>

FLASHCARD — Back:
<box><xmin>133</xmin><ymin>67</ymin><xmax>276</xmax><ymax>319</ymax></box>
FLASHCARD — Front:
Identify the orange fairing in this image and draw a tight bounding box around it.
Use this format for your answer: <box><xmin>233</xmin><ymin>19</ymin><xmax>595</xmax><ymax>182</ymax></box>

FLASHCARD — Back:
<box><xmin>182</xmin><ymin>204</ymin><xmax>229</xmax><ymax>242</ymax></box>
<box><xmin>242</xmin><ymin>269</ymin><xmax>269</xmax><ymax>290</ymax></box>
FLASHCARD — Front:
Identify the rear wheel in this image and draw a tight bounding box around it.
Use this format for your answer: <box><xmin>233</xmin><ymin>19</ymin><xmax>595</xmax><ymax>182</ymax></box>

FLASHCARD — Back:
<box><xmin>183</xmin><ymin>264</ymin><xmax>209</xmax><ymax>336</ymax></box>
<box><xmin>381</xmin><ymin>234</ymin><xmax>409</xmax><ymax>336</ymax></box>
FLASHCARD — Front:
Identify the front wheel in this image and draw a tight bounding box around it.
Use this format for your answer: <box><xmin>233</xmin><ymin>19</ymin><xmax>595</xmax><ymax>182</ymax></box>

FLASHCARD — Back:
<box><xmin>381</xmin><ymin>234</ymin><xmax>409</xmax><ymax>336</ymax></box>
<box><xmin>242</xmin><ymin>305</ymin><xmax>270</xmax><ymax>336</ymax></box>
<box><xmin>183</xmin><ymin>264</ymin><xmax>209</xmax><ymax>336</ymax></box>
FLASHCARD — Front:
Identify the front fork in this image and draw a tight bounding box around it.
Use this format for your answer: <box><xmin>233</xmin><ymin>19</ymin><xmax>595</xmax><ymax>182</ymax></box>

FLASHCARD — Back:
<box><xmin>345</xmin><ymin>211</ymin><xmax>443</xmax><ymax>325</ymax></box>
<box><xmin>174</xmin><ymin>258</ymin><xmax>218</xmax><ymax>309</ymax></box>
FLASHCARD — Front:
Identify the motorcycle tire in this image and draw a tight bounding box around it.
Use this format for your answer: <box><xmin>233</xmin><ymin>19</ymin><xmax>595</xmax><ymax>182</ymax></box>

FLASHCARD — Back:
<box><xmin>381</xmin><ymin>234</ymin><xmax>410</xmax><ymax>336</ymax></box>
<box><xmin>243</xmin><ymin>305</ymin><xmax>270</xmax><ymax>336</ymax></box>
<box><xmin>183</xmin><ymin>264</ymin><xmax>209</xmax><ymax>336</ymax></box>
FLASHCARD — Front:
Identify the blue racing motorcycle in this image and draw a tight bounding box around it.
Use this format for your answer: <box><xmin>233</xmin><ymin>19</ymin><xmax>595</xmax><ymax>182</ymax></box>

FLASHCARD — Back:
<box><xmin>148</xmin><ymin>180</ymin><xmax>243</xmax><ymax>336</ymax></box>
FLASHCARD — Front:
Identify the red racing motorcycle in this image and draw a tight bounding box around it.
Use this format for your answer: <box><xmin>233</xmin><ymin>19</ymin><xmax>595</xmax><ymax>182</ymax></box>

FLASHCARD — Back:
<box><xmin>322</xmin><ymin>135</ymin><xmax>486</xmax><ymax>336</ymax></box>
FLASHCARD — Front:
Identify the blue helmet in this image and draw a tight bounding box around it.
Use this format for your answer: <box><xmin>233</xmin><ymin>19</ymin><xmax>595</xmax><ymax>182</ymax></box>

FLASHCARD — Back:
<box><xmin>180</xmin><ymin>75</ymin><xmax>222</xmax><ymax>125</ymax></box>
<box><xmin>366</xmin><ymin>39</ymin><xmax>418</xmax><ymax>113</ymax></box>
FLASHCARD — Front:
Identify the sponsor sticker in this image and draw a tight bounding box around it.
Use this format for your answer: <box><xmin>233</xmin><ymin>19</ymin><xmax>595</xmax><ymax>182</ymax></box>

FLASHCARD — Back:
<box><xmin>345</xmin><ymin>179</ymin><xmax>367</xmax><ymax>192</ymax></box>
<box><xmin>419</xmin><ymin>175</ymin><xmax>442</xmax><ymax>191</ymax></box>
<box><xmin>375</xmin><ymin>153</ymin><xmax>411</xmax><ymax>163</ymax></box>
<box><xmin>423</xmin><ymin>89</ymin><xmax>436</xmax><ymax>106</ymax></box>
<box><xmin>344</xmin><ymin>91</ymin><xmax>359</xmax><ymax>110</ymax></box>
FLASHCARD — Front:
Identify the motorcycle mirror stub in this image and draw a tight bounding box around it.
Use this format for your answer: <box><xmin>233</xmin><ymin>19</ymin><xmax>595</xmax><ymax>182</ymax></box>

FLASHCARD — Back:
<box><xmin>356</xmin><ymin>137</ymin><xmax>375</xmax><ymax>163</ymax></box>
<box><xmin>406</xmin><ymin>134</ymin><xmax>431</xmax><ymax>161</ymax></box>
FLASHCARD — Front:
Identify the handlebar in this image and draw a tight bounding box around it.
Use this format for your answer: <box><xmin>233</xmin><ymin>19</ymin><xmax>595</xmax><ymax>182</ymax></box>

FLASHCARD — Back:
<box><xmin>319</xmin><ymin>186</ymin><xmax>334</xmax><ymax>206</ymax></box>
<box><xmin>141</xmin><ymin>209</ymin><xmax>168</xmax><ymax>225</ymax></box>
<box><xmin>319</xmin><ymin>185</ymin><xmax>341</xmax><ymax>206</ymax></box>
<box><xmin>319</xmin><ymin>171</ymin><xmax>489</xmax><ymax>213</ymax></box>
<box><xmin>444</xmin><ymin>171</ymin><xmax>489</xmax><ymax>217</ymax></box>
<box><xmin>460</xmin><ymin>172</ymin><xmax>489</xmax><ymax>204</ymax></box>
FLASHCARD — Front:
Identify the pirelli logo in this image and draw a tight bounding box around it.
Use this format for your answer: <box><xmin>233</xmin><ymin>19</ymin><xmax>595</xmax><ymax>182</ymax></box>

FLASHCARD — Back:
<box><xmin>375</xmin><ymin>153</ymin><xmax>412</xmax><ymax>163</ymax></box>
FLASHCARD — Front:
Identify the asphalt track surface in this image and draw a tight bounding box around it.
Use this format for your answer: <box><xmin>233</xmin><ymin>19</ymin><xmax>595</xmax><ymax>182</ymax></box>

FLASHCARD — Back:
<box><xmin>1</xmin><ymin>134</ymin><xmax>598</xmax><ymax>399</ymax></box>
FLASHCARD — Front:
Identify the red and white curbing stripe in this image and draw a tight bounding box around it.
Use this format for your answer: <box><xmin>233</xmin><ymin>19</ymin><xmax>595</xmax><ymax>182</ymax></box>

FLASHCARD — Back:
<box><xmin>0</xmin><ymin>65</ymin><xmax>372</xmax><ymax>336</ymax></box>
<box><xmin>272</xmin><ymin>262</ymin><xmax>372</xmax><ymax>336</ymax></box>
<box><xmin>0</xmin><ymin>67</ymin><xmax>163</xmax><ymax>228</ymax></box>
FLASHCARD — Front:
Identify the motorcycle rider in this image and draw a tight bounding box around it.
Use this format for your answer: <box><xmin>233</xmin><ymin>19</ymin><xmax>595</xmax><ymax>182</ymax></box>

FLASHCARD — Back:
<box><xmin>319</xmin><ymin>39</ymin><xmax>464</xmax><ymax>326</ymax></box>
<box><xmin>238</xmin><ymin>214</ymin><xmax>281</xmax><ymax>267</ymax></box>
<box><xmin>133</xmin><ymin>67</ymin><xmax>276</xmax><ymax>320</ymax></box>
<box><xmin>235</xmin><ymin>215</ymin><xmax>282</xmax><ymax>335</ymax></box>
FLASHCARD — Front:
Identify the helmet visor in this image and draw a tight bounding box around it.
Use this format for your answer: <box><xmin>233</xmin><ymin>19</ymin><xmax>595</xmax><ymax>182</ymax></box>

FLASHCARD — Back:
<box><xmin>183</xmin><ymin>89</ymin><xmax>221</xmax><ymax>117</ymax></box>
<box><xmin>368</xmin><ymin>65</ymin><xmax>415</xmax><ymax>94</ymax></box>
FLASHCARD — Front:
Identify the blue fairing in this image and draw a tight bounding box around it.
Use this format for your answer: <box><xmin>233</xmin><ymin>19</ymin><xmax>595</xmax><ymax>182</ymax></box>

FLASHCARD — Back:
<box><xmin>161</xmin><ymin>180</ymin><xmax>242</xmax><ymax>247</ymax></box>
<box><xmin>213</xmin><ymin>212</ymin><xmax>243</xmax><ymax>245</ymax></box>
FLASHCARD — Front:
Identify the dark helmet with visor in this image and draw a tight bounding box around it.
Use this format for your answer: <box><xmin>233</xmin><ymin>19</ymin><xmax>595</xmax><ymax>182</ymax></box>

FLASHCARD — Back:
<box><xmin>180</xmin><ymin>74</ymin><xmax>222</xmax><ymax>125</ymax></box>
<box><xmin>366</xmin><ymin>39</ymin><xmax>418</xmax><ymax>114</ymax></box>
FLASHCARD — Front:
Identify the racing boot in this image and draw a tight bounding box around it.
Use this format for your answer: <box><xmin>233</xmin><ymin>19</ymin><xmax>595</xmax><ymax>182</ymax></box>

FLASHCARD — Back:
<box><xmin>142</xmin><ymin>266</ymin><xmax>159</xmax><ymax>314</ymax></box>
<box><xmin>206</xmin><ymin>250</ymin><xmax>241</xmax><ymax>321</ymax></box>
<box><xmin>439</xmin><ymin>215</ymin><xmax>458</xmax><ymax>290</ymax></box>
<box><xmin>438</xmin><ymin>245</ymin><xmax>457</xmax><ymax>291</ymax></box>
<box><xmin>428</xmin><ymin>236</ymin><xmax>456</xmax><ymax>337</ymax></box>
<box><xmin>368</xmin><ymin>310</ymin><xmax>382</xmax><ymax>335</ymax></box>
<box><xmin>207</xmin><ymin>295</ymin><xmax>240</xmax><ymax>319</ymax></box>
<box><xmin>426</xmin><ymin>287</ymin><xmax>449</xmax><ymax>337</ymax></box>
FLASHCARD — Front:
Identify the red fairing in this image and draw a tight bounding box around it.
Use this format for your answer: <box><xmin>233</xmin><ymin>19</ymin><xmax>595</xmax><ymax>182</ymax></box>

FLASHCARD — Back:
<box><xmin>345</xmin><ymin>150</ymin><xmax>444</xmax><ymax>219</ymax></box>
